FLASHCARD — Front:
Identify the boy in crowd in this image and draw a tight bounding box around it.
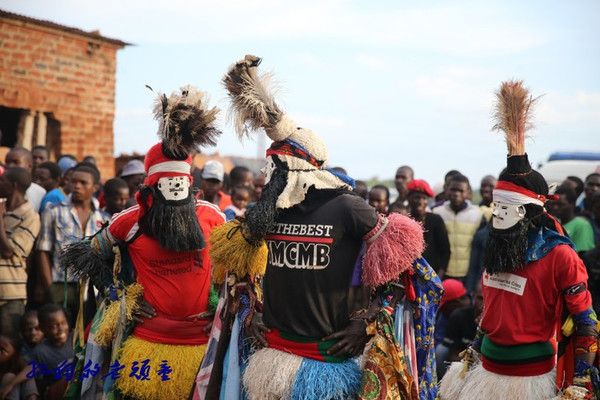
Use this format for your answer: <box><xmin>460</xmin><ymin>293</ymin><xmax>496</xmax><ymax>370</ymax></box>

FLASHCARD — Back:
<box><xmin>197</xmin><ymin>160</ymin><xmax>232</xmax><ymax>212</ymax></box>
<box><xmin>30</xmin><ymin>304</ymin><xmax>72</xmax><ymax>398</ymax></box>
<box><xmin>368</xmin><ymin>184</ymin><xmax>390</xmax><ymax>214</ymax></box>
<box><xmin>3</xmin><ymin>304</ymin><xmax>72</xmax><ymax>400</ymax></box>
<box><xmin>252</xmin><ymin>172</ymin><xmax>266</xmax><ymax>202</ymax></box>
<box><xmin>478</xmin><ymin>175</ymin><xmax>497</xmax><ymax>222</ymax></box>
<box><xmin>551</xmin><ymin>186</ymin><xmax>595</xmax><ymax>253</ymax></box>
<box><xmin>102</xmin><ymin>177</ymin><xmax>130</xmax><ymax>216</ymax></box>
<box><xmin>35</xmin><ymin>163</ymin><xmax>109</xmax><ymax>325</ymax></box>
<box><xmin>393</xmin><ymin>165</ymin><xmax>414</xmax><ymax>206</ymax></box>
<box><xmin>224</xmin><ymin>184</ymin><xmax>252</xmax><ymax>221</ymax></box>
<box><xmin>435</xmin><ymin>279</ymin><xmax>470</xmax><ymax>378</ymax></box>
<box><xmin>579</xmin><ymin>173</ymin><xmax>600</xmax><ymax>219</ymax></box>
<box><xmin>407</xmin><ymin>179</ymin><xmax>450</xmax><ymax>275</ymax></box>
<box><xmin>229</xmin><ymin>166</ymin><xmax>254</xmax><ymax>190</ymax></box>
<box><xmin>433</xmin><ymin>174</ymin><xmax>484</xmax><ymax>281</ymax></box>
<box><xmin>119</xmin><ymin>159</ymin><xmax>145</xmax><ymax>208</ymax></box>
<box><xmin>0</xmin><ymin>167</ymin><xmax>41</xmax><ymax>337</ymax></box>
<box><xmin>34</xmin><ymin>162</ymin><xmax>64</xmax><ymax>213</ymax></box>
<box><xmin>20</xmin><ymin>310</ymin><xmax>43</xmax><ymax>359</ymax></box>
<box><xmin>31</xmin><ymin>145</ymin><xmax>50</xmax><ymax>169</ymax></box>
<box><xmin>5</xmin><ymin>148</ymin><xmax>46</xmax><ymax>213</ymax></box>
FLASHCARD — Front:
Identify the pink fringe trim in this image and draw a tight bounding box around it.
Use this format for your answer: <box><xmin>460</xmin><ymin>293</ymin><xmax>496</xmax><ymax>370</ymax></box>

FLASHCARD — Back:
<box><xmin>362</xmin><ymin>213</ymin><xmax>424</xmax><ymax>287</ymax></box>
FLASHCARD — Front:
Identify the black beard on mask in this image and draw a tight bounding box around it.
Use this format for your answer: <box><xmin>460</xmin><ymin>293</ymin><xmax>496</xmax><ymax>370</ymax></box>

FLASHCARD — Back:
<box><xmin>244</xmin><ymin>166</ymin><xmax>288</xmax><ymax>242</ymax></box>
<box><xmin>139</xmin><ymin>186</ymin><xmax>206</xmax><ymax>252</ymax></box>
<box><xmin>483</xmin><ymin>219</ymin><xmax>532</xmax><ymax>274</ymax></box>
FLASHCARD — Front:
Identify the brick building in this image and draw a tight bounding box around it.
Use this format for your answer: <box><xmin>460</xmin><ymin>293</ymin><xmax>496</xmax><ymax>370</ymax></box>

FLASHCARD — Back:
<box><xmin>0</xmin><ymin>9</ymin><xmax>128</xmax><ymax>179</ymax></box>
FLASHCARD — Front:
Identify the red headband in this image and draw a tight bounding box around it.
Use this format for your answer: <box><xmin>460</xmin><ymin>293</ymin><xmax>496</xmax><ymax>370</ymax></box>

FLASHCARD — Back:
<box><xmin>494</xmin><ymin>181</ymin><xmax>558</xmax><ymax>204</ymax></box>
<box><xmin>266</xmin><ymin>140</ymin><xmax>323</xmax><ymax>168</ymax></box>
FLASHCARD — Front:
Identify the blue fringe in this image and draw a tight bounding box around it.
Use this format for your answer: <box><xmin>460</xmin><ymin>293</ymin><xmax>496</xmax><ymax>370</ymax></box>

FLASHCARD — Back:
<box><xmin>290</xmin><ymin>358</ymin><xmax>362</xmax><ymax>400</ymax></box>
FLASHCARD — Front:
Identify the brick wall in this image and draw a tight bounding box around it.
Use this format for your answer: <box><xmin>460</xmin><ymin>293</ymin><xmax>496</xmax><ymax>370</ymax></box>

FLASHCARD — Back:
<box><xmin>0</xmin><ymin>12</ymin><xmax>127</xmax><ymax>180</ymax></box>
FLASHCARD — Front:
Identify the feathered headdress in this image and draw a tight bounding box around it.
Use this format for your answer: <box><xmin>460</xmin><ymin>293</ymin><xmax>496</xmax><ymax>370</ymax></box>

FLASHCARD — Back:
<box><xmin>222</xmin><ymin>55</ymin><xmax>284</xmax><ymax>139</ymax></box>
<box><xmin>143</xmin><ymin>85</ymin><xmax>221</xmax><ymax>187</ymax></box>
<box><xmin>223</xmin><ymin>55</ymin><xmax>352</xmax><ymax>209</ymax></box>
<box><xmin>150</xmin><ymin>85</ymin><xmax>220</xmax><ymax>158</ymax></box>
<box><xmin>492</xmin><ymin>80</ymin><xmax>541</xmax><ymax>157</ymax></box>
<box><xmin>491</xmin><ymin>80</ymin><xmax>550</xmax><ymax>205</ymax></box>
<box><xmin>222</xmin><ymin>55</ymin><xmax>328</xmax><ymax>162</ymax></box>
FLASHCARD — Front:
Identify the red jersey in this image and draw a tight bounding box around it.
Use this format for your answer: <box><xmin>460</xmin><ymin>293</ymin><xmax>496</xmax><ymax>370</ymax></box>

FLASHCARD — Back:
<box><xmin>481</xmin><ymin>244</ymin><xmax>591</xmax><ymax>347</ymax></box>
<box><xmin>108</xmin><ymin>201</ymin><xmax>225</xmax><ymax>343</ymax></box>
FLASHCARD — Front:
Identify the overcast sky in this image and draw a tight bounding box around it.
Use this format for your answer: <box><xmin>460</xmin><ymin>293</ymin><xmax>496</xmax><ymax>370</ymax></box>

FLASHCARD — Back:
<box><xmin>3</xmin><ymin>0</ymin><xmax>600</xmax><ymax>187</ymax></box>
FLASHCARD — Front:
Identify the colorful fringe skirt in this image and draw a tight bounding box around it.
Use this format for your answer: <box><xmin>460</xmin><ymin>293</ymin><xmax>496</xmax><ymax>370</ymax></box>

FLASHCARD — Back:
<box><xmin>243</xmin><ymin>347</ymin><xmax>362</xmax><ymax>400</ymax></box>
<box><xmin>115</xmin><ymin>336</ymin><xmax>207</xmax><ymax>400</ymax></box>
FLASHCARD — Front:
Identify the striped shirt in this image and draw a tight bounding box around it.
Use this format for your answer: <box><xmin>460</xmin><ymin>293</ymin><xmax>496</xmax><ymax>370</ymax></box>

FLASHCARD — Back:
<box><xmin>37</xmin><ymin>197</ymin><xmax>109</xmax><ymax>282</ymax></box>
<box><xmin>0</xmin><ymin>201</ymin><xmax>40</xmax><ymax>300</ymax></box>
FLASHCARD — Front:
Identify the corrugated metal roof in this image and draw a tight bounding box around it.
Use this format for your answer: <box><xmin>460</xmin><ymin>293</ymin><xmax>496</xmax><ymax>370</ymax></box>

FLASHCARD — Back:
<box><xmin>0</xmin><ymin>9</ymin><xmax>131</xmax><ymax>48</ymax></box>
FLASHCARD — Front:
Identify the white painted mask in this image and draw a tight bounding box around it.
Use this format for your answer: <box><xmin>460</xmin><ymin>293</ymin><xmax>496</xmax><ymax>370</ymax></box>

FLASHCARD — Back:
<box><xmin>492</xmin><ymin>201</ymin><xmax>526</xmax><ymax>230</ymax></box>
<box><xmin>157</xmin><ymin>176</ymin><xmax>190</xmax><ymax>201</ymax></box>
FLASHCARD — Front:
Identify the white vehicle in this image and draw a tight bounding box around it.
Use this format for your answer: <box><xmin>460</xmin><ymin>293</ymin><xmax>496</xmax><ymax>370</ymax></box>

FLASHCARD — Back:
<box><xmin>537</xmin><ymin>152</ymin><xmax>600</xmax><ymax>186</ymax></box>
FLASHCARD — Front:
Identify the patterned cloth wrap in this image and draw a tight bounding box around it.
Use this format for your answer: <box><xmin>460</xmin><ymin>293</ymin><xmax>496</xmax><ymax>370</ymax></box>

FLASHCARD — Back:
<box><xmin>407</xmin><ymin>258</ymin><xmax>444</xmax><ymax>400</ymax></box>
<box><xmin>359</xmin><ymin>306</ymin><xmax>418</xmax><ymax>400</ymax></box>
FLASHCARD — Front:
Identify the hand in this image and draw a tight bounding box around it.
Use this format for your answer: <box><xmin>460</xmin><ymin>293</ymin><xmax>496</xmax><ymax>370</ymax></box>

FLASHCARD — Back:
<box><xmin>203</xmin><ymin>320</ymin><xmax>213</xmax><ymax>334</ymax></box>
<box><xmin>389</xmin><ymin>283</ymin><xmax>406</xmax><ymax>310</ymax></box>
<box><xmin>322</xmin><ymin>319</ymin><xmax>370</xmax><ymax>358</ymax></box>
<box><xmin>132</xmin><ymin>300</ymin><xmax>156</xmax><ymax>323</ymax></box>
<box><xmin>0</xmin><ymin>198</ymin><xmax>6</xmax><ymax>217</ymax></box>
<box><xmin>186</xmin><ymin>310</ymin><xmax>214</xmax><ymax>320</ymax></box>
<box><xmin>186</xmin><ymin>310</ymin><xmax>214</xmax><ymax>334</ymax></box>
<box><xmin>245</xmin><ymin>312</ymin><xmax>270</xmax><ymax>349</ymax></box>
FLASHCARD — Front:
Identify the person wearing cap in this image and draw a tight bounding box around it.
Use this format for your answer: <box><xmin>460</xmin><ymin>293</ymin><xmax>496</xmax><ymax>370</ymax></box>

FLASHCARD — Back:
<box><xmin>440</xmin><ymin>81</ymin><xmax>598</xmax><ymax>399</ymax></box>
<box><xmin>204</xmin><ymin>55</ymin><xmax>443</xmax><ymax>400</ymax></box>
<box><xmin>119</xmin><ymin>158</ymin><xmax>146</xmax><ymax>207</ymax></box>
<box><xmin>440</xmin><ymin>282</ymin><xmax>484</xmax><ymax>371</ymax></box>
<box><xmin>435</xmin><ymin>279</ymin><xmax>469</xmax><ymax>378</ymax></box>
<box><xmin>60</xmin><ymin>86</ymin><xmax>225</xmax><ymax>400</ymax></box>
<box><xmin>407</xmin><ymin>179</ymin><xmax>451</xmax><ymax>276</ymax></box>
<box><xmin>196</xmin><ymin>160</ymin><xmax>232</xmax><ymax>212</ymax></box>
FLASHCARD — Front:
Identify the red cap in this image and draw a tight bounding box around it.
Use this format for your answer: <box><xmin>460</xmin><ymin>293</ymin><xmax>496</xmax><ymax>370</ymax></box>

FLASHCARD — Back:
<box><xmin>143</xmin><ymin>143</ymin><xmax>192</xmax><ymax>187</ymax></box>
<box><xmin>407</xmin><ymin>179</ymin><xmax>434</xmax><ymax>198</ymax></box>
<box><xmin>440</xmin><ymin>279</ymin><xmax>467</xmax><ymax>308</ymax></box>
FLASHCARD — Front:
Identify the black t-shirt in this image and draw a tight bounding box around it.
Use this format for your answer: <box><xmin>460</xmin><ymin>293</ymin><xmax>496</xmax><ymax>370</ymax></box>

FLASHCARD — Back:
<box><xmin>263</xmin><ymin>189</ymin><xmax>378</xmax><ymax>337</ymax></box>
<box><xmin>422</xmin><ymin>213</ymin><xmax>450</xmax><ymax>273</ymax></box>
<box><xmin>442</xmin><ymin>306</ymin><xmax>477</xmax><ymax>351</ymax></box>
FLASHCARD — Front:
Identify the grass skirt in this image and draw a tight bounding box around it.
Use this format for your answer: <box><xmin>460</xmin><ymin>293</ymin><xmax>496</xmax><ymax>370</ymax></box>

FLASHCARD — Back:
<box><xmin>115</xmin><ymin>336</ymin><xmax>206</xmax><ymax>400</ymax></box>
<box><xmin>439</xmin><ymin>361</ymin><xmax>556</xmax><ymax>400</ymax></box>
<box><xmin>243</xmin><ymin>347</ymin><xmax>362</xmax><ymax>400</ymax></box>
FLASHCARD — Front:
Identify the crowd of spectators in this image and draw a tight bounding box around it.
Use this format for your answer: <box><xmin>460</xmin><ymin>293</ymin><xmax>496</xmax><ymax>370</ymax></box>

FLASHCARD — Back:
<box><xmin>0</xmin><ymin>145</ymin><xmax>598</xmax><ymax>398</ymax></box>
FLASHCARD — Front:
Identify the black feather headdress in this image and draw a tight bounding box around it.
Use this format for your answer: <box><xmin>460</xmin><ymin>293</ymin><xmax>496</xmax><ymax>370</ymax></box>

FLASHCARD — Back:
<box><xmin>148</xmin><ymin>85</ymin><xmax>221</xmax><ymax>158</ymax></box>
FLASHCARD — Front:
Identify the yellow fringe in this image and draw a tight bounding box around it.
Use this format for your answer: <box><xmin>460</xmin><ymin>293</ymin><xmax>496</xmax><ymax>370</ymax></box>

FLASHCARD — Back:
<box><xmin>209</xmin><ymin>220</ymin><xmax>268</xmax><ymax>284</ymax></box>
<box><xmin>116</xmin><ymin>336</ymin><xmax>207</xmax><ymax>400</ymax></box>
<box><xmin>96</xmin><ymin>283</ymin><xmax>144</xmax><ymax>347</ymax></box>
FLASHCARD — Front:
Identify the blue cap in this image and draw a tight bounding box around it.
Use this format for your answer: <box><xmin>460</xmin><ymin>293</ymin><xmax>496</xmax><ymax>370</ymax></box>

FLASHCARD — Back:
<box><xmin>57</xmin><ymin>157</ymin><xmax>77</xmax><ymax>175</ymax></box>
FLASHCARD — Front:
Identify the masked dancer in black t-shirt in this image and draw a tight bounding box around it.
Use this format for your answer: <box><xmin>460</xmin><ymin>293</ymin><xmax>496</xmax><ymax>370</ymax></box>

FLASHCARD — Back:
<box><xmin>195</xmin><ymin>55</ymin><xmax>444</xmax><ymax>400</ymax></box>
